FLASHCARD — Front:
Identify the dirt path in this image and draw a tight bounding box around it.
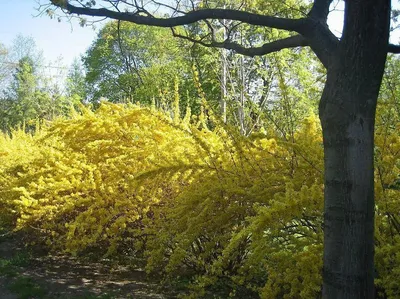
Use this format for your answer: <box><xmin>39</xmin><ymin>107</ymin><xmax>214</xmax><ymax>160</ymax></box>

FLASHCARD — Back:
<box><xmin>0</xmin><ymin>234</ymin><xmax>175</xmax><ymax>299</ymax></box>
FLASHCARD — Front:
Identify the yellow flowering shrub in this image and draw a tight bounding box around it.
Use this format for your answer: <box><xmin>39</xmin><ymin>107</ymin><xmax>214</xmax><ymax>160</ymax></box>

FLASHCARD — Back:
<box><xmin>143</xmin><ymin>114</ymin><xmax>324</xmax><ymax>298</ymax></box>
<box><xmin>0</xmin><ymin>100</ymin><xmax>398</xmax><ymax>298</ymax></box>
<box><xmin>8</xmin><ymin>103</ymin><xmax>212</xmax><ymax>255</ymax></box>
<box><xmin>0</xmin><ymin>128</ymin><xmax>43</xmax><ymax>230</ymax></box>
<box><xmin>374</xmin><ymin>96</ymin><xmax>400</xmax><ymax>299</ymax></box>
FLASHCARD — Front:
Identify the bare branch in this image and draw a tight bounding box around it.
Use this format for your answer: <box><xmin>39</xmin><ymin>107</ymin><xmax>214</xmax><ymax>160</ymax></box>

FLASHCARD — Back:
<box><xmin>171</xmin><ymin>31</ymin><xmax>309</xmax><ymax>57</ymax></box>
<box><xmin>50</xmin><ymin>1</ymin><xmax>308</xmax><ymax>34</ymax></box>
<box><xmin>48</xmin><ymin>0</ymin><xmax>341</xmax><ymax>68</ymax></box>
<box><xmin>388</xmin><ymin>43</ymin><xmax>400</xmax><ymax>53</ymax></box>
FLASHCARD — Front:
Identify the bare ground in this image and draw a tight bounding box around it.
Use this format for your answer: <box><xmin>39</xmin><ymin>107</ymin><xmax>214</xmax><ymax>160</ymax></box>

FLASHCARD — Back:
<box><xmin>0</xmin><ymin>235</ymin><xmax>175</xmax><ymax>299</ymax></box>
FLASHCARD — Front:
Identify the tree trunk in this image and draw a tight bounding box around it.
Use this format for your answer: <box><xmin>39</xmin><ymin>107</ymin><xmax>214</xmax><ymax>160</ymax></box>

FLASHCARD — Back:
<box><xmin>220</xmin><ymin>48</ymin><xmax>227</xmax><ymax>123</ymax></box>
<box><xmin>220</xmin><ymin>14</ymin><xmax>227</xmax><ymax>123</ymax></box>
<box><xmin>320</xmin><ymin>71</ymin><xmax>377</xmax><ymax>299</ymax></box>
<box><xmin>319</xmin><ymin>2</ymin><xmax>390</xmax><ymax>297</ymax></box>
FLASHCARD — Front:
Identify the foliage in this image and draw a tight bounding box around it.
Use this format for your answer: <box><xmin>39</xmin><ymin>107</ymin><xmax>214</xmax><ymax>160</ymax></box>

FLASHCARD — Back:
<box><xmin>0</xmin><ymin>35</ymin><xmax>79</xmax><ymax>133</ymax></box>
<box><xmin>66</xmin><ymin>58</ymin><xmax>87</xmax><ymax>102</ymax></box>
<box><xmin>44</xmin><ymin>0</ymin><xmax>398</xmax><ymax>295</ymax></box>
<box><xmin>81</xmin><ymin>1</ymin><xmax>321</xmax><ymax>134</ymax></box>
<box><xmin>0</xmin><ymin>42</ymin><xmax>9</xmax><ymax>88</ymax></box>
<box><xmin>0</xmin><ymin>128</ymin><xmax>42</xmax><ymax>229</ymax></box>
<box><xmin>374</xmin><ymin>56</ymin><xmax>400</xmax><ymax>299</ymax></box>
<box><xmin>83</xmin><ymin>20</ymin><xmax>218</xmax><ymax>110</ymax></box>
<box><xmin>1</xmin><ymin>57</ymin><xmax>38</xmax><ymax>130</ymax></box>
<box><xmin>0</xmin><ymin>101</ymin><xmax>324</xmax><ymax>297</ymax></box>
<box><xmin>0</xmin><ymin>64</ymin><xmax>398</xmax><ymax>297</ymax></box>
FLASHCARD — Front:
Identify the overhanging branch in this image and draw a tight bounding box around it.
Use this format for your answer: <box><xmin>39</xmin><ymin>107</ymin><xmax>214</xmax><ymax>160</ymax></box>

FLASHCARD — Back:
<box><xmin>48</xmin><ymin>0</ymin><xmax>338</xmax><ymax>67</ymax></box>
<box><xmin>50</xmin><ymin>0</ymin><xmax>308</xmax><ymax>34</ymax></box>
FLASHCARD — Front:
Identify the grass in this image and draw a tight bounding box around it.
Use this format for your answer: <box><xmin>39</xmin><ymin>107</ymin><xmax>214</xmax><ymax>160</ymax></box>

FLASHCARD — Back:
<box><xmin>0</xmin><ymin>259</ymin><xmax>17</xmax><ymax>278</ymax></box>
<box><xmin>8</xmin><ymin>251</ymin><xmax>31</xmax><ymax>267</ymax></box>
<box><xmin>8</xmin><ymin>276</ymin><xmax>46</xmax><ymax>299</ymax></box>
<box><xmin>0</xmin><ymin>251</ymin><xmax>31</xmax><ymax>276</ymax></box>
<box><xmin>0</xmin><ymin>239</ymin><xmax>46</xmax><ymax>299</ymax></box>
<box><xmin>1</xmin><ymin>260</ymin><xmax>46</xmax><ymax>299</ymax></box>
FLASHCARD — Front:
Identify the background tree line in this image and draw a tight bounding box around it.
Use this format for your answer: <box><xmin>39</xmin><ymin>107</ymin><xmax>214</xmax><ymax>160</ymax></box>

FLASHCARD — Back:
<box><xmin>0</xmin><ymin>14</ymin><xmax>322</xmax><ymax>136</ymax></box>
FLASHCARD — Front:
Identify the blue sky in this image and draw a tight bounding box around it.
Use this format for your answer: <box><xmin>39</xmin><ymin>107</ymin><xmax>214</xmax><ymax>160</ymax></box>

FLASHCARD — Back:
<box><xmin>0</xmin><ymin>1</ymin><xmax>98</xmax><ymax>68</ymax></box>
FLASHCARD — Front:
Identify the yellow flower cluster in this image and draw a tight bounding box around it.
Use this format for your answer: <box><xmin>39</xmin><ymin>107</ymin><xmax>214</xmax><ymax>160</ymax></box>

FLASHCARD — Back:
<box><xmin>4</xmin><ymin>103</ymin><xmax>205</xmax><ymax>255</ymax></box>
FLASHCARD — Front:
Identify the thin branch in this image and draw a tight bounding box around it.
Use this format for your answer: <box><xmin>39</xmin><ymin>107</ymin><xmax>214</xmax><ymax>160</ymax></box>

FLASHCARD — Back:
<box><xmin>171</xmin><ymin>32</ymin><xmax>309</xmax><ymax>57</ymax></box>
<box><xmin>48</xmin><ymin>0</ymin><xmax>338</xmax><ymax>67</ymax></box>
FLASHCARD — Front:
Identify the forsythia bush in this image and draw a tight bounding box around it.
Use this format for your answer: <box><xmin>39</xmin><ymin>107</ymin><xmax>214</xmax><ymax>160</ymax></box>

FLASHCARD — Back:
<box><xmin>7</xmin><ymin>103</ymin><xmax>207</xmax><ymax>255</ymax></box>
<box><xmin>374</xmin><ymin>97</ymin><xmax>400</xmax><ymax>298</ymax></box>
<box><xmin>144</xmin><ymin>114</ymin><xmax>324</xmax><ymax>298</ymax></box>
<box><xmin>0</xmin><ymin>128</ymin><xmax>43</xmax><ymax>230</ymax></box>
<box><xmin>0</xmin><ymin>101</ymin><xmax>398</xmax><ymax>298</ymax></box>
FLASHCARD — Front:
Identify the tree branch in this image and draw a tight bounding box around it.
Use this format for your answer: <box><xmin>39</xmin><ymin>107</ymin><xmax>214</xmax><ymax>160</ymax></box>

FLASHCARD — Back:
<box><xmin>388</xmin><ymin>43</ymin><xmax>400</xmax><ymax>53</ymax></box>
<box><xmin>308</xmin><ymin>0</ymin><xmax>334</xmax><ymax>20</ymax></box>
<box><xmin>171</xmin><ymin>31</ymin><xmax>309</xmax><ymax>57</ymax></box>
<box><xmin>49</xmin><ymin>0</ymin><xmax>339</xmax><ymax>68</ymax></box>
<box><xmin>50</xmin><ymin>0</ymin><xmax>308</xmax><ymax>34</ymax></box>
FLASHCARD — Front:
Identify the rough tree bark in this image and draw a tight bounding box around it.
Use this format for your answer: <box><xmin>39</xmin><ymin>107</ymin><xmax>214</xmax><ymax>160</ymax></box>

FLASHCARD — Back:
<box><xmin>47</xmin><ymin>0</ymin><xmax>399</xmax><ymax>297</ymax></box>
<box><xmin>319</xmin><ymin>2</ymin><xmax>390</xmax><ymax>297</ymax></box>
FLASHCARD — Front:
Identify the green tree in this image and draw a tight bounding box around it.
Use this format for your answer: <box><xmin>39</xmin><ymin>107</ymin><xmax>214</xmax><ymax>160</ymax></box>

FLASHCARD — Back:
<box><xmin>66</xmin><ymin>57</ymin><xmax>87</xmax><ymax>101</ymax></box>
<box><xmin>83</xmin><ymin>20</ymin><xmax>223</xmax><ymax>114</ymax></box>
<box><xmin>48</xmin><ymin>0</ymin><xmax>400</xmax><ymax>297</ymax></box>
<box><xmin>84</xmin><ymin>21</ymin><xmax>185</xmax><ymax>104</ymax></box>
<box><xmin>182</xmin><ymin>0</ymin><xmax>320</xmax><ymax>134</ymax></box>
<box><xmin>0</xmin><ymin>43</ymin><xmax>9</xmax><ymax>89</ymax></box>
<box><xmin>1</xmin><ymin>56</ymin><xmax>38</xmax><ymax>129</ymax></box>
<box><xmin>0</xmin><ymin>53</ymin><xmax>76</xmax><ymax>131</ymax></box>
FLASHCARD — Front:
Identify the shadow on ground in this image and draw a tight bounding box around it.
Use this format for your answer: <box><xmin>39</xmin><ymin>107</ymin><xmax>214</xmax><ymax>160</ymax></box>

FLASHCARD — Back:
<box><xmin>0</xmin><ymin>235</ymin><xmax>175</xmax><ymax>299</ymax></box>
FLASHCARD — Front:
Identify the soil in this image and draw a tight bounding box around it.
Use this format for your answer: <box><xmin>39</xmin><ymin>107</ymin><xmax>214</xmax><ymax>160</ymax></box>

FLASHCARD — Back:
<box><xmin>0</xmin><ymin>234</ymin><xmax>175</xmax><ymax>299</ymax></box>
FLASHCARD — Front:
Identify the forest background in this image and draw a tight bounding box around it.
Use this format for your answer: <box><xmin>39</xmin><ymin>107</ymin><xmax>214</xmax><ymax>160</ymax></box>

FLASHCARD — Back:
<box><xmin>0</xmin><ymin>1</ymin><xmax>399</xmax><ymax>298</ymax></box>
